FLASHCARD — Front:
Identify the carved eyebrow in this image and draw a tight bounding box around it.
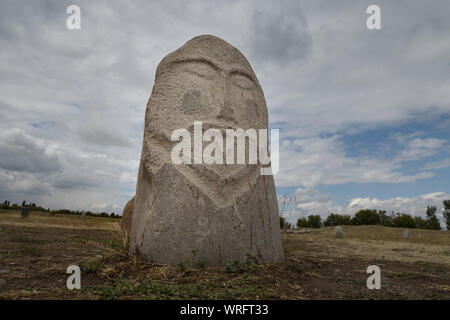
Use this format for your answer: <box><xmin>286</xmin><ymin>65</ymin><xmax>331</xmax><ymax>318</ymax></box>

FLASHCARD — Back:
<box><xmin>229</xmin><ymin>69</ymin><xmax>257</xmax><ymax>85</ymax></box>
<box><xmin>171</xmin><ymin>57</ymin><xmax>220</xmax><ymax>71</ymax></box>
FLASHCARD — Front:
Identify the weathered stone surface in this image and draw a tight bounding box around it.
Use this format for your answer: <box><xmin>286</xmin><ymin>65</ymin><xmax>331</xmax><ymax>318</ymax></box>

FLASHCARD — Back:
<box><xmin>120</xmin><ymin>196</ymin><xmax>135</xmax><ymax>234</ymax></box>
<box><xmin>334</xmin><ymin>226</ymin><xmax>345</xmax><ymax>239</ymax></box>
<box><xmin>0</xmin><ymin>270</ymin><xmax>9</xmax><ymax>275</ymax></box>
<box><xmin>130</xmin><ymin>35</ymin><xmax>284</xmax><ymax>266</ymax></box>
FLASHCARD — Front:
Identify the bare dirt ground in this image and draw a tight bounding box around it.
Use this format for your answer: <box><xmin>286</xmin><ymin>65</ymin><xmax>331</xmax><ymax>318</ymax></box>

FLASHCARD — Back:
<box><xmin>0</xmin><ymin>210</ymin><xmax>449</xmax><ymax>300</ymax></box>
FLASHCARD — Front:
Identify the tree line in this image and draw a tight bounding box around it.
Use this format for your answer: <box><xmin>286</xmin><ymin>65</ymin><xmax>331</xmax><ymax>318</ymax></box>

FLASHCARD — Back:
<box><xmin>0</xmin><ymin>200</ymin><xmax>120</xmax><ymax>219</ymax></box>
<box><xmin>281</xmin><ymin>200</ymin><xmax>450</xmax><ymax>231</ymax></box>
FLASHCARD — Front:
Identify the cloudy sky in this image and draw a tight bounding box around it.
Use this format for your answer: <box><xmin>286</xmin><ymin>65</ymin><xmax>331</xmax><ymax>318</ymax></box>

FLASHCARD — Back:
<box><xmin>0</xmin><ymin>0</ymin><xmax>449</xmax><ymax>224</ymax></box>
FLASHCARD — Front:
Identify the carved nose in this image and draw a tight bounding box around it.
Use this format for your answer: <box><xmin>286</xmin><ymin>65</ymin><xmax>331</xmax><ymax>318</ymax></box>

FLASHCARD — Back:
<box><xmin>218</xmin><ymin>77</ymin><xmax>236</xmax><ymax>123</ymax></box>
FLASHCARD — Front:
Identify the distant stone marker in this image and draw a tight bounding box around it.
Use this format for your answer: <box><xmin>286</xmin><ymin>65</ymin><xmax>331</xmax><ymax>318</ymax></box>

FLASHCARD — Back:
<box><xmin>334</xmin><ymin>226</ymin><xmax>345</xmax><ymax>238</ymax></box>
<box><xmin>403</xmin><ymin>229</ymin><xmax>410</xmax><ymax>238</ymax></box>
<box><xmin>81</xmin><ymin>212</ymin><xmax>86</xmax><ymax>221</ymax></box>
<box><xmin>282</xmin><ymin>221</ymin><xmax>288</xmax><ymax>234</ymax></box>
<box><xmin>120</xmin><ymin>196</ymin><xmax>134</xmax><ymax>234</ymax></box>
<box><xmin>129</xmin><ymin>35</ymin><xmax>284</xmax><ymax>266</ymax></box>
<box><xmin>21</xmin><ymin>206</ymin><xmax>30</xmax><ymax>218</ymax></box>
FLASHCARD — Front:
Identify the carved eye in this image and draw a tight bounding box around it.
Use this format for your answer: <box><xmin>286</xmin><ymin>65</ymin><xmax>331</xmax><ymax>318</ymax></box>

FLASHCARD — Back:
<box><xmin>230</xmin><ymin>73</ymin><xmax>256</xmax><ymax>90</ymax></box>
<box><xmin>182</xmin><ymin>89</ymin><xmax>202</xmax><ymax>111</ymax></box>
<box><xmin>183</xmin><ymin>61</ymin><xmax>217</xmax><ymax>80</ymax></box>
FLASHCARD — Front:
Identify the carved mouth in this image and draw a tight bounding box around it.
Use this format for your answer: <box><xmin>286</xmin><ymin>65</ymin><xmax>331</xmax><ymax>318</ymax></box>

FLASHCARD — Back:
<box><xmin>185</xmin><ymin>121</ymin><xmax>239</xmax><ymax>134</ymax></box>
<box><xmin>162</xmin><ymin>121</ymin><xmax>237</xmax><ymax>141</ymax></box>
<box><xmin>163</xmin><ymin>121</ymin><xmax>259</xmax><ymax>180</ymax></box>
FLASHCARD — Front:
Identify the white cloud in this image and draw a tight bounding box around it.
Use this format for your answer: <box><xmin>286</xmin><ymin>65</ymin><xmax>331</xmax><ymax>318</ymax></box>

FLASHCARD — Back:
<box><xmin>0</xmin><ymin>127</ymin><xmax>138</xmax><ymax>212</ymax></box>
<box><xmin>0</xmin><ymin>128</ymin><xmax>61</xmax><ymax>174</ymax></box>
<box><xmin>0</xmin><ymin>0</ymin><xmax>449</xmax><ymax>212</ymax></box>
<box><xmin>275</xmin><ymin>133</ymin><xmax>440</xmax><ymax>187</ymax></box>
<box><xmin>396</xmin><ymin>138</ymin><xmax>447</xmax><ymax>162</ymax></box>
<box><xmin>424</xmin><ymin>158</ymin><xmax>450</xmax><ymax>170</ymax></box>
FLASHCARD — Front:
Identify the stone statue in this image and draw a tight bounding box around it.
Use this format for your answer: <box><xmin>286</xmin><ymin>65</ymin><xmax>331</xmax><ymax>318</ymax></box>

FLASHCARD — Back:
<box><xmin>129</xmin><ymin>35</ymin><xmax>284</xmax><ymax>266</ymax></box>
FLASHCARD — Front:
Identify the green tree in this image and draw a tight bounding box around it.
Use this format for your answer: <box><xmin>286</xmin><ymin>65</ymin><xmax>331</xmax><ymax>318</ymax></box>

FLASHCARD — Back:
<box><xmin>443</xmin><ymin>200</ymin><xmax>450</xmax><ymax>230</ymax></box>
<box><xmin>352</xmin><ymin>209</ymin><xmax>380</xmax><ymax>225</ymax></box>
<box><xmin>284</xmin><ymin>221</ymin><xmax>293</xmax><ymax>231</ymax></box>
<box><xmin>324</xmin><ymin>213</ymin><xmax>352</xmax><ymax>226</ymax></box>
<box><xmin>426</xmin><ymin>206</ymin><xmax>441</xmax><ymax>230</ymax></box>
<box><xmin>414</xmin><ymin>216</ymin><xmax>428</xmax><ymax>229</ymax></box>
<box><xmin>280</xmin><ymin>216</ymin><xmax>285</xmax><ymax>229</ymax></box>
<box><xmin>296</xmin><ymin>217</ymin><xmax>308</xmax><ymax>228</ymax></box>
<box><xmin>307</xmin><ymin>215</ymin><xmax>322</xmax><ymax>228</ymax></box>
<box><xmin>378</xmin><ymin>211</ymin><xmax>394</xmax><ymax>227</ymax></box>
<box><xmin>392</xmin><ymin>214</ymin><xmax>416</xmax><ymax>228</ymax></box>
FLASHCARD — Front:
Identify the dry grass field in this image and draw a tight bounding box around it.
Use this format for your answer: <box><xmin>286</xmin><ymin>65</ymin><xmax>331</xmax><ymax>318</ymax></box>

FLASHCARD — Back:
<box><xmin>0</xmin><ymin>210</ymin><xmax>120</xmax><ymax>231</ymax></box>
<box><xmin>0</xmin><ymin>209</ymin><xmax>449</xmax><ymax>300</ymax></box>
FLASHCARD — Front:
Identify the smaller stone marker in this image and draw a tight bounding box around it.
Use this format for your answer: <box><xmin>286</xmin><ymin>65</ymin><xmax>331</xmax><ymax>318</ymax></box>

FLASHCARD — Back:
<box><xmin>21</xmin><ymin>206</ymin><xmax>30</xmax><ymax>218</ymax></box>
<box><xmin>334</xmin><ymin>226</ymin><xmax>345</xmax><ymax>238</ymax></box>
<box><xmin>81</xmin><ymin>212</ymin><xmax>86</xmax><ymax>221</ymax></box>
<box><xmin>120</xmin><ymin>196</ymin><xmax>134</xmax><ymax>234</ymax></box>
<box><xmin>403</xmin><ymin>229</ymin><xmax>409</xmax><ymax>238</ymax></box>
<box><xmin>282</xmin><ymin>222</ymin><xmax>288</xmax><ymax>234</ymax></box>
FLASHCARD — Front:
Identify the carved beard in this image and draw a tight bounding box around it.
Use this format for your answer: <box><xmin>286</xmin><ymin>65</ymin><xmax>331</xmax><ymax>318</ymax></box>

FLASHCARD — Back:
<box><xmin>146</xmin><ymin>117</ymin><xmax>264</xmax><ymax>209</ymax></box>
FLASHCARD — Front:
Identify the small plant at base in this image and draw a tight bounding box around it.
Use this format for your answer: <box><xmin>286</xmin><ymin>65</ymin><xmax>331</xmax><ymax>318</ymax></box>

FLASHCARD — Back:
<box><xmin>225</xmin><ymin>253</ymin><xmax>260</xmax><ymax>273</ymax></box>
<box><xmin>177</xmin><ymin>262</ymin><xmax>186</xmax><ymax>271</ymax></box>
<box><xmin>189</xmin><ymin>249</ymin><xmax>199</xmax><ymax>266</ymax></box>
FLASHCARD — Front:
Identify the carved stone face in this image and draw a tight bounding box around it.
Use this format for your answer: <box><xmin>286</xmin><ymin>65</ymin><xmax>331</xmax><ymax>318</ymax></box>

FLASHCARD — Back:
<box><xmin>131</xmin><ymin>35</ymin><xmax>284</xmax><ymax>266</ymax></box>
<box><xmin>143</xmin><ymin>35</ymin><xmax>269</xmax><ymax>206</ymax></box>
